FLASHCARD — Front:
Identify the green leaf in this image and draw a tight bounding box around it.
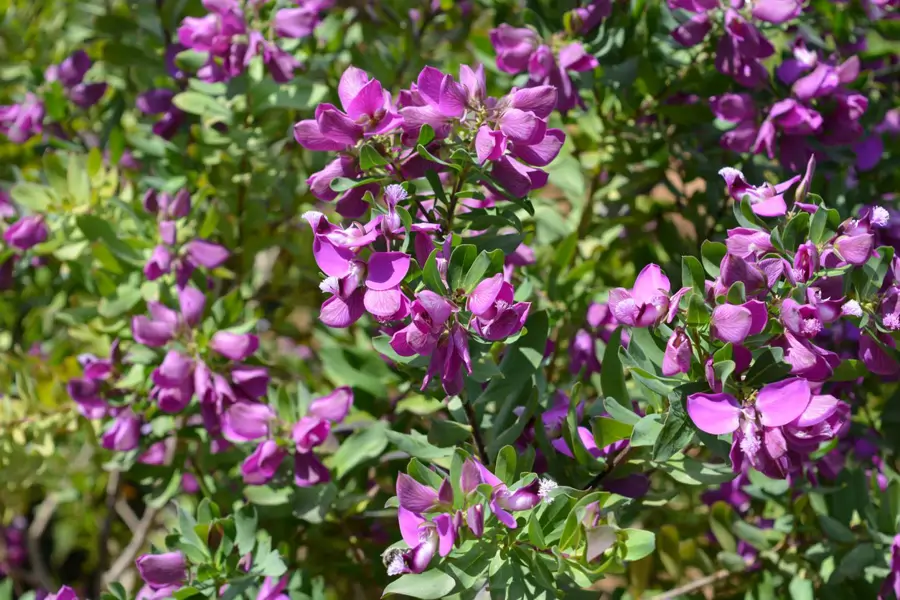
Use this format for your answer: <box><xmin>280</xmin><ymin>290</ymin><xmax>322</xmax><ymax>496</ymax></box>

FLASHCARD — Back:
<box><xmin>461</xmin><ymin>249</ymin><xmax>504</xmax><ymax>293</ymax></box>
<box><xmin>333</xmin><ymin>421</ymin><xmax>389</xmax><ymax>477</ymax></box>
<box><xmin>603</xmin><ymin>397</ymin><xmax>640</xmax><ymax>425</ymax></box>
<box><xmin>734</xmin><ymin>196</ymin><xmax>765</xmax><ymax>231</ymax></box>
<box><xmin>172</xmin><ymin>91</ymin><xmax>232</xmax><ymax>119</ymax></box>
<box><xmin>621</xmin><ymin>529</ymin><xmax>655</xmax><ymax>561</ymax></box>
<box><xmin>11</xmin><ymin>183</ymin><xmax>54</xmax><ymax>211</ymax></box>
<box><xmin>447</xmin><ymin>244</ymin><xmax>477</xmax><ymax>292</ymax></box>
<box><xmin>789</xmin><ymin>578</ymin><xmax>815</xmax><ymax>600</ymax></box>
<box><xmin>476</xmin><ymin>311</ymin><xmax>548</xmax><ymax>407</ymax></box>
<box><xmin>601</xmin><ymin>327</ymin><xmax>628</xmax><ymax>407</ymax></box>
<box><xmin>701</xmin><ymin>241</ymin><xmax>727</xmax><ymax>278</ymax></box>
<box><xmin>829</xmin><ymin>359</ymin><xmax>867</xmax><ymax>382</ymax></box>
<box><xmin>416</xmin><ymin>124</ymin><xmax>436</xmax><ymax>147</ymax></box>
<box><xmin>809</xmin><ymin>207</ymin><xmax>829</xmax><ymax>245</ymax></box>
<box><xmin>386</xmin><ymin>430</ymin><xmax>453</xmax><ymax>461</ymax></box>
<box><xmin>709</xmin><ymin>501</ymin><xmax>736</xmax><ymax>552</ymax></box>
<box><xmin>494</xmin><ymin>446</ymin><xmax>517</xmax><ymax>485</ymax></box>
<box><xmin>687</xmin><ymin>292</ymin><xmax>710</xmax><ymax>326</ymax></box>
<box><xmin>235</xmin><ymin>505</ymin><xmax>258</xmax><ymax>556</ymax></box>
<box><xmin>681</xmin><ymin>256</ymin><xmax>705</xmax><ymax>294</ymax></box>
<box><xmin>744</xmin><ymin>347</ymin><xmax>791</xmax><ymax>387</ymax></box>
<box><xmin>630</xmin><ymin>414</ymin><xmax>663</xmax><ymax>447</ymax></box>
<box><xmin>67</xmin><ymin>154</ymin><xmax>90</xmax><ymax>205</ymax></box>
<box><xmin>359</xmin><ymin>144</ymin><xmax>390</xmax><ymax>171</ymax></box>
<box><xmin>592</xmin><ymin>417</ymin><xmax>634</xmax><ymax>448</ymax></box>
<box><xmin>422</xmin><ymin>248</ymin><xmax>448</xmax><ymax>295</ymax></box>
<box><xmin>818</xmin><ymin>515</ymin><xmax>855</xmax><ymax>543</ymax></box>
<box><xmin>726</xmin><ymin>281</ymin><xmax>746</xmax><ymax>304</ymax></box>
<box><xmin>427</xmin><ymin>420</ymin><xmax>472</xmax><ymax>448</ymax></box>
<box><xmin>76</xmin><ymin>215</ymin><xmax>142</xmax><ymax>264</ymax></box>
<box><xmin>652</xmin><ymin>400</ymin><xmax>693</xmax><ymax>462</ymax></box>
<box><xmin>329</xmin><ymin>176</ymin><xmax>383</xmax><ymax>192</ymax></box>
<box><xmin>424</xmin><ymin>170</ymin><xmax>450</xmax><ymax>206</ymax></box>
<box><xmin>657</xmin><ymin>455</ymin><xmax>737</xmax><ymax>486</ymax></box>
<box><xmin>382</xmin><ymin>570</ymin><xmax>457</xmax><ymax>599</ymax></box>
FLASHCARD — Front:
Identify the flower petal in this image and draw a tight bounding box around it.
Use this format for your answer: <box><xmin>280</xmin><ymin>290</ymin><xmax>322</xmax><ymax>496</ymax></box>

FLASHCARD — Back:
<box><xmin>686</xmin><ymin>392</ymin><xmax>741</xmax><ymax>435</ymax></box>
<box><xmin>756</xmin><ymin>377</ymin><xmax>811</xmax><ymax>427</ymax></box>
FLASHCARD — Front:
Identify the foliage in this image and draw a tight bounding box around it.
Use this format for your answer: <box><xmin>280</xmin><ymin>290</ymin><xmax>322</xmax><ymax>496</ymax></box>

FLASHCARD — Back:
<box><xmin>1</xmin><ymin>0</ymin><xmax>900</xmax><ymax>599</ymax></box>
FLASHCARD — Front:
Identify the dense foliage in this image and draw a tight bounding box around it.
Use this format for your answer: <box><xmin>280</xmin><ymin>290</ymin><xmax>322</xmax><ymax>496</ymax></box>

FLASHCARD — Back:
<box><xmin>1</xmin><ymin>0</ymin><xmax>900</xmax><ymax>598</ymax></box>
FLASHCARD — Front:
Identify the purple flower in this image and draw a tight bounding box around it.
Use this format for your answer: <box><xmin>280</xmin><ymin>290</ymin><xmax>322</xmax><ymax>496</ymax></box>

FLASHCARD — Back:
<box><xmin>308</xmin><ymin>387</ymin><xmax>353</xmax><ymax>422</ymax></box>
<box><xmin>210</xmin><ymin>331</ymin><xmax>259</xmax><ymax>361</ymax></box>
<box><xmin>294</xmin><ymin>66</ymin><xmax>400</xmax><ymax>150</ymax></box>
<box><xmin>860</xmin><ymin>333</ymin><xmax>900</xmax><ymax>376</ymax></box>
<box><xmin>387</xmin><ymin>508</ymin><xmax>455</xmax><ymax>575</ymax></box>
<box><xmin>662</xmin><ymin>329</ymin><xmax>693</xmax><ymax>376</ymax></box>
<box><xmin>4</xmin><ymin>215</ymin><xmax>48</xmax><ymax>249</ymax></box>
<box><xmin>273</xmin><ymin>7</ymin><xmax>319</xmax><ymax>38</ymax></box>
<box><xmin>294</xmin><ymin>451</ymin><xmax>330</xmax><ymax>487</ymax></box>
<box><xmin>879</xmin><ymin>535</ymin><xmax>900</xmax><ymax>600</ymax></box>
<box><xmin>687</xmin><ymin>378</ymin><xmax>845</xmax><ymax>478</ymax></box>
<box><xmin>144</xmin><ymin>245</ymin><xmax>173</xmax><ymax>280</ymax></box>
<box><xmin>136</xmin><ymin>551</ymin><xmax>187</xmax><ymax>589</ymax></box>
<box><xmin>751</xmin><ymin>0</ymin><xmax>803</xmax><ymax>23</ymax></box>
<box><xmin>222</xmin><ymin>401</ymin><xmax>274</xmax><ymax>442</ymax></box>
<box><xmin>710</xmin><ymin>300</ymin><xmax>768</xmax><ymax>344</ymax></box>
<box><xmin>241</xmin><ymin>440</ymin><xmax>287</xmax><ymax>485</ymax></box>
<box><xmin>47</xmin><ymin>587</ymin><xmax>79</xmax><ymax>600</ymax></box>
<box><xmin>467</xmin><ymin>274</ymin><xmax>530</xmax><ymax>341</ymax></box>
<box><xmin>364</xmin><ymin>252</ymin><xmax>411</xmax><ymax>321</ymax></box>
<box><xmin>0</xmin><ymin>93</ymin><xmax>44</xmax><ymax>143</ymax></box>
<box><xmin>185</xmin><ymin>239</ymin><xmax>230</xmax><ymax>269</ymax></box>
<box><xmin>490</xmin><ymin>25</ymin><xmax>539</xmax><ymax>74</ymax></box>
<box><xmin>608</xmin><ymin>264</ymin><xmax>672</xmax><ymax>327</ymax></box>
<box><xmin>102</xmin><ymin>410</ymin><xmax>141</xmax><ymax>452</ymax></box>
<box><xmin>396</xmin><ymin>473</ymin><xmax>444</xmax><ymax>514</ymax></box>
<box><xmin>719</xmin><ymin>167</ymin><xmax>802</xmax><ymax>218</ymax></box>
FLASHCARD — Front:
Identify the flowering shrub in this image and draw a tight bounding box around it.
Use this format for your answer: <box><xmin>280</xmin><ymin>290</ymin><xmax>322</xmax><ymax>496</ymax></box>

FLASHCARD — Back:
<box><xmin>1</xmin><ymin>0</ymin><xmax>900</xmax><ymax>599</ymax></box>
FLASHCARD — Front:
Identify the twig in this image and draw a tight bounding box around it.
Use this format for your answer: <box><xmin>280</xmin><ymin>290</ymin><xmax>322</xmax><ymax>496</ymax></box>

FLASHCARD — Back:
<box><xmin>91</xmin><ymin>470</ymin><xmax>121</xmax><ymax>598</ymax></box>
<box><xmin>27</xmin><ymin>495</ymin><xmax>58</xmax><ymax>591</ymax></box>
<box><xmin>115</xmin><ymin>499</ymin><xmax>140</xmax><ymax>531</ymax></box>
<box><xmin>584</xmin><ymin>446</ymin><xmax>630</xmax><ymax>490</ymax></box>
<box><xmin>102</xmin><ymin>504</ymin><xmax>161</xmax><ymax>586</ymax></box>
<box><xmin>462</xmin><ymin>395</ymin><xmax>489</xmax><ymax>465</ymax></box>
<box><xmin>652</xmin><ymin>568</ymin><xmax>734</xmax><ymax>600</ymax></box>
<box><xmin>102</xmin><ymin>438</ymin><xmax>177</xmax><ymax>585</ymax></box>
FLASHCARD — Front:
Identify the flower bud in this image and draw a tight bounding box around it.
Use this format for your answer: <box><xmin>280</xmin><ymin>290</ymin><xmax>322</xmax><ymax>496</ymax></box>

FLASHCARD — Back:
<box><xmin>136</xmin><ymin>551</ymin><xmax>187</xmax><ymax>589</ymax></box>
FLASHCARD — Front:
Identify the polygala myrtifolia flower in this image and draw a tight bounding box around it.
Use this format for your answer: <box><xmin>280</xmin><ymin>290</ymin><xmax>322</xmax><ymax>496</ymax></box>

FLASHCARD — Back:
<box><xmin>489</xmin><ymin>23</ymin><xmax>599</xmax><ymax>112</ymax></box>
<box><xmin>386</xmin><ymin>463</ymin><xmax>551</xmax><ymax>576</ymax></box>
<box><xmin>608</xmin><ymin>263</ymin><xmax>688</xmax><ymax>328</ymax></box>
<box><xmin>687</xmin><ymin>377</ymin><xmax>850</xmax><ymax>479</ymax></box>
<box><xmin>135</xmin><ymin>551</ymin><xmax>188</xmax><ymax>589</ymax></box>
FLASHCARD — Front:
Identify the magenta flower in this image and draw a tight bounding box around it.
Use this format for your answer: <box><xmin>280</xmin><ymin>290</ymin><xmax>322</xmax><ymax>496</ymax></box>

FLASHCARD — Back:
<box><xmin>3</xmin><ymin>215</ymin><xmax>48</xmax><ymax>249</ymax></box>
<box><xmin>136</xmin><ymin>551</ymin><xmax>187</xmax><ymax>589</ymax></box>
<box><xmin>364</xmin><ymin>252</ymin><xmax>411</xmax><ymax>320</ymax></box>
<box><xmin>608</xmin><ymin>264</ymin><xmax>673</xmax><ymax>327</ymax></box>
<box><xmin>751</xmin><ymin>0</ymin><xmax>803</xmax><ymax>24</ymax></box>
<box><xmin>294</xmin><ymin>66</ymin><xmax>399</xmax><ymax>151</ymax></box>
<box><xmin>662</xmin><ymin>329</ymin><xmax>693</xmax><ymax>376</ymax></box>
<box><xmin>710</xmin><ymin>300</ymin><xmax>768</xmax><ymax>344</ymax></box>
<box><xmin>0</xmin><ymin>93</ymin><xmax>45</xmax><ymax>143</ymax></box>
<box><xmin>859</xmin><ymin>333</ymin><xmax>900</xmax><ymax>376</ymax></box>
<box><xmin>241</xmin><ymin>440</ymin><xmax>287</xmax><ymax>485</ymax></box>
<box><xmin>387</xmin><ymin>508</ymin><xmax>455</xmax><ymax>575</ymax></box>
<box><xmin>879</xmin><ymin>535</ymin><xmax>900</xmax><ymax>600</ymax></box>
<box><xmin>210</xmin><ymin>331</ymin><xmax>259</xmax><ymax>361</ymax></box>
<box><xmin>687</xmin><ymin>378</ymin><xmax>845</xmax><ymax>478</ymax></box>
<box><xmin>719</xmin><ymin>167</ymin><xmax>801</xmax><ymax>217</ymax></box>
<box><xmin>467</xmin><ymin>274</ymin><xmax>530</xmax><ymax>341</ymax></box>
<box><xmin>460</xmin><ymin>459</ymin><xmax>542</xmax><ymax>529</ymax></box>
<box><xmin>48</xmin><ymin>587</ymin><xmax>79</xmax><ymax>600</ymax></box>
<box><xmin>390</xmin><ymin>291</ymin><xmax>455</xmax><ymax>357</ymax></box>
<box><xmin>221</xmin><ymin>401</ymin><xmax>275</xmax><ymax>442</ymax></box>
<box><xmin>101</xmin><ymin>410</ymin><xmax>141</xmax><ymax>452</ymax></box>
<box><xmin>725</xmin><ymin>227</ymin><xmax>775</xmax><ymax>259</ymax></box>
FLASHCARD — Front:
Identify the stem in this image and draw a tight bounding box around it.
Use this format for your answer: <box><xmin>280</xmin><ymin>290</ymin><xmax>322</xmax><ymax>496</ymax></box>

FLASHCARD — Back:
<box><xmin>91</xmin><ymin>470</ymin><xmax>121</xmax><ymax>598</ymax></box>
<box><xmin>26</xmin><ymin>495</ymin><xmax>58</xmax><ymax>591</ymax></box>
<box><xmin>584</xmin><ymin>446</ymin><xmax>630</xmax><ymax>490</ymax></box>
<box><xmin>652</xmin><ymin>568</ymin><xmax>735</xmax><ymax>600</ymax></box>
<box><xmin>462</xmin><ymin>394</ymin><xmax>489</xmax><ymax>465</ymax></box>
<box><xmin>446</xmin><ymin>165</ymin><xmax>470</xmax><ymax>234</ymax></box>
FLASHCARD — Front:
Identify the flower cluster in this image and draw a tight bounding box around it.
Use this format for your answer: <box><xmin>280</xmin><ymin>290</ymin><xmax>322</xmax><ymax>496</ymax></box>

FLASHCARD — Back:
<box><xmin>0</xmin><ymin>93</ymin><xmax>44</xmax><ymax>144</ymax></box>
<box><xmin>177</xmin><ymin>0</ymin><xmax>328</xmax><ymax>84</ymax></box>
<box><xmin>671</xmin><ymin>0</ymin><xmax>801</xmax><ymax>87</ymax></box>
<box><xmin>45</xmin><ymin>50</ymin><xmax>107</xmax><ymax>109</ymax></box>
<box><xmin>387</xmin><ymin>462</ymin><xmax>549</xmax><ymax>576</ymax></box>
<box><xmin>295</xmin><ymin>64</ymin><xmax>565</xmax><ymax>216</ymax></box>
<box><xmin>489</xmin><ymin>24</ymin><xmax>599</xmax><ymax>112</ymax></box>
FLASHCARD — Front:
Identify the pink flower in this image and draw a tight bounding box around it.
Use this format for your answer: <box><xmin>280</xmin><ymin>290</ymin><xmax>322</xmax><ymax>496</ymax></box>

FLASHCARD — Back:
<box><xmin>608</xmin><ymin>264</ymin><xmax>672</xmax><ymax>327</ymax></box>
